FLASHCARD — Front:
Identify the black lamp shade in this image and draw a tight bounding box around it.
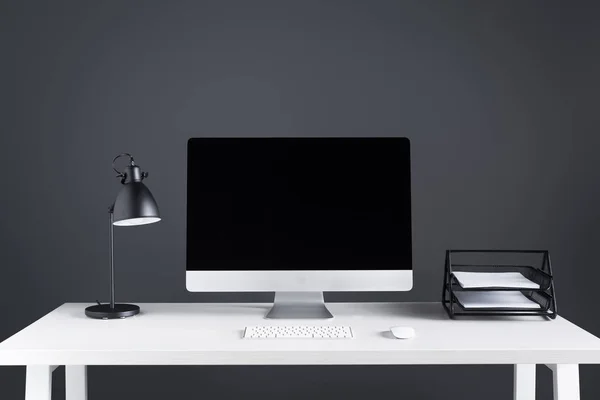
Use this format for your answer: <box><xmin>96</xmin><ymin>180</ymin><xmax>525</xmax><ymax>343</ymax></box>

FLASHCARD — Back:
<box><xmin>113</xmin><ymin>181</ymin><xmax>161</xmax><ymax>226</ymax></box>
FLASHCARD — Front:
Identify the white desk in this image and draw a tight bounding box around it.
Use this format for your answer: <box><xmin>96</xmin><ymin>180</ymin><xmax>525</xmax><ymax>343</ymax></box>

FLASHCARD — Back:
<box><xmin>1</xmin><ymin>302</ymin><xmax>599</xmax><ymax>400</ymax></box>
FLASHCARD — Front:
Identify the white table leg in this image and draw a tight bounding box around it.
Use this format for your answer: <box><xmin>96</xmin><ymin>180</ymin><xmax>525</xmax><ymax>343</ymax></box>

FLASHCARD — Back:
<box><xmin>514</xmin><ymin>364</ymin><xmax>536</xmax><ymax>400</ymax></box>
<box><xmin>65</xmin><ymin>366</ymin><xmax>87</xmax><ymax>400</ymax></box>
<box><xmin>547</xmin><ymin>364</ymin><xmax>580</xmax><ymax>400</ymax></box>
<box><xmin>25</xmin><ymin>366</ymin><xmax>55</xmax><ymax>400</ymax></box>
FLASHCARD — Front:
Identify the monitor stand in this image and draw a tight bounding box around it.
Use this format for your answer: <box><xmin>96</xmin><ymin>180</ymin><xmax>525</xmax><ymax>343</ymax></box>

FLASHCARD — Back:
<box><xmin>265</xmin><ymin>292</ymin><xmax>334</xmax><ymax>319</ymax></box>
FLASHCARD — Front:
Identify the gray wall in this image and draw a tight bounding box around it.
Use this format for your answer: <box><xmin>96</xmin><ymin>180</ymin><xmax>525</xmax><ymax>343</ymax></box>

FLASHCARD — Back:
<box><xmin>1</xmin><ymin>0</ymin><xmax>599</xmax><ymax>398</ymax></box>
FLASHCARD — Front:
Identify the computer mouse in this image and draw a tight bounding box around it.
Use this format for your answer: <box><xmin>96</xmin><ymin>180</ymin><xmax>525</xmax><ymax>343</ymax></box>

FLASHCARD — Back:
<box><xmin>390</xmin><ymin>326</ymin><xmax>415</xmax><ymax>339</ymax></box>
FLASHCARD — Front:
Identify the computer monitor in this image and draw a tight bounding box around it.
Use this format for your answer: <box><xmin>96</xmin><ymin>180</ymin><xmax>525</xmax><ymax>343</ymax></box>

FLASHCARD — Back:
<box><xmin>186</xmin><ymin>137</ymin><xmax>412</xmax><ymax>318</ymax></box>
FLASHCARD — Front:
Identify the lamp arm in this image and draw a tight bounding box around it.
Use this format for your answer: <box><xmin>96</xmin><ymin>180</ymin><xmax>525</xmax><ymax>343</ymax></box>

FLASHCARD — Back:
<box><xmin>109</xmin><ymin>207</ymin><xmax>115</xmax><ymax>309</ymax></box>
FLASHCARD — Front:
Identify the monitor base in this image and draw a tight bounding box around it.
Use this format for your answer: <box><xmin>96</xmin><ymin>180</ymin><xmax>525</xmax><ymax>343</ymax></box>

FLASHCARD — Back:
<box><xmin>265</xmin><ymin>292</ymin><xmax>333</xmax><ymax>319</ymax></box>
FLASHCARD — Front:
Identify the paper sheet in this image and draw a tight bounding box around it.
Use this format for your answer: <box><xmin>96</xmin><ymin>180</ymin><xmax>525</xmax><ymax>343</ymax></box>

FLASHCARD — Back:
<box><xmin>453</xmin><ymin>271</ymin><xmax>540</xmax><ymax>289</ymax></box>
<box><xmin>454</xmin><ymin>291</ymin><xmax>541</xmax><ymax>309</ymax></box>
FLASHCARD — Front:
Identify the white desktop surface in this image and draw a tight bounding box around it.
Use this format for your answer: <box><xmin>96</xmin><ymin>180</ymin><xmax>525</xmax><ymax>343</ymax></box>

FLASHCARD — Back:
<box><xmin>1</xmin><ymin>302</ymin><xmax>600</xmax><ymax>366</ymax></box>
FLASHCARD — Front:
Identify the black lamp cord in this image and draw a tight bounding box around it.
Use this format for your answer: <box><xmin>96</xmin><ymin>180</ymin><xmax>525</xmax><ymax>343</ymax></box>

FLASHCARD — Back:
<box><xmin>112</xmin><ymin>153</ymin><xmax>148</xmax><ymax>183</ymax></box>
<box><xmin>112</xmin><ymin>153</ymin><xmax>135</xmax><ymax>178</ymax></box>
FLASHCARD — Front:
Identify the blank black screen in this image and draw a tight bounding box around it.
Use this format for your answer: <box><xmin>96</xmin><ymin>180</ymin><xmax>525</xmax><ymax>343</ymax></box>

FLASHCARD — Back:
<box><xmin>187</xmin><ymin>138</ymin><xmax>411</xmax><ymax>271</ymax></box>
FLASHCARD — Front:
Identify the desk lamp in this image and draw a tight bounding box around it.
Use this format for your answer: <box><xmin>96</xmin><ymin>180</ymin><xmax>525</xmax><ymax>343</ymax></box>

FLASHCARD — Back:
<box><xmin>85</xmin><ymin>153</ymin><xmax>161</xmax><ymax>319</ymax></box>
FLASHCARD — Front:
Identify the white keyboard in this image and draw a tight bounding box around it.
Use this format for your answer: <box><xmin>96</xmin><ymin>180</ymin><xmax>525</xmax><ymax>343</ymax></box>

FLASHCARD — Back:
<box><xmin>244</xmin><ymin>325</ymin><xmax>353</xmax><ymax>339</ymax></box>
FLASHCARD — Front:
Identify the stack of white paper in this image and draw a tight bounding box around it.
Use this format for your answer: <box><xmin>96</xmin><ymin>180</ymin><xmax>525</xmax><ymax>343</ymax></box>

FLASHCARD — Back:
<box><xmin>453</xmin><ymin>271</ymin><xmax>540</xmax><ymax>289</ymax></box>
<box><xmin>454</xmin><ymin>291</ymin><xmax>541</xmax><ymax>309</ymax></box>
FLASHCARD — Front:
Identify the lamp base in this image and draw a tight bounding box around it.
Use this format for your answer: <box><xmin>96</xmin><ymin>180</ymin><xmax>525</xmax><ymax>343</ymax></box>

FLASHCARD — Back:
<box><xmin>85</xmin><ymin>303</ymin><xmax>140</xmax><ymax>319</ymax></box>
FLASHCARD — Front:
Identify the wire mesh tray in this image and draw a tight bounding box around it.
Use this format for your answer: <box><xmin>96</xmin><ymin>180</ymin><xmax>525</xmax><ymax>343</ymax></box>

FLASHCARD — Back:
<box><xmin>449</xmin><ymin>265</ymin><xmax>552</xmax><ymax>291</ymax></box>
<box><xmin>452</xmin><ymin>290</ymin><xmax>553</xmax><ymax>311</ymax></box>
<box><xmin>442</xmin><ymin>250</ymin><xmax>557</xmax><ymax>319</ymax></box>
